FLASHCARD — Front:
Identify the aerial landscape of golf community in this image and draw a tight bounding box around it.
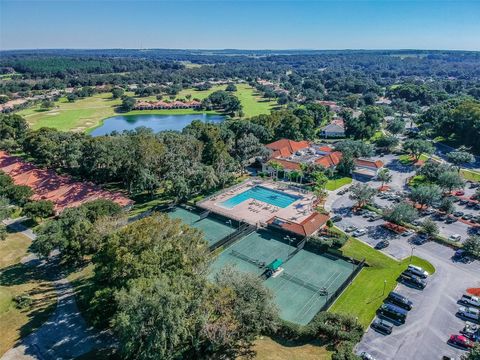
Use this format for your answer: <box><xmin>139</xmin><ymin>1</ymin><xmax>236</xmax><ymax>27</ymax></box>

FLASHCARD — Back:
<box><xmin>1</xmin><ymin>1</ymin><xmax>480</xmax><ymax>360</ymax></box>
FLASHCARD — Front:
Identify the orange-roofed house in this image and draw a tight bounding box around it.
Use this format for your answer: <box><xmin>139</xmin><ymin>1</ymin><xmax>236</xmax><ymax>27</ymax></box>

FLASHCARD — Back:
<box><xmin>262</xmin><ymin>139</ymin><xmax>342</xmax><ymax>177</ymax></box>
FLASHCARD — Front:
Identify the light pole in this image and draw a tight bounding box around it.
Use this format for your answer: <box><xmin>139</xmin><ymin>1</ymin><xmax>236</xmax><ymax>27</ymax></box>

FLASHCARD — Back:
<box><xmin>410</xmin><ymin>245</ymin><xmax>416</xmax><ymax>264</ymax></box>
<box><xmin>382</xmin><ymin>279</ymin><xmax>387</xmax><ymax>296</ymax></box>
<box><xmin>284</xmin><ymin>235</ymin><xmax>293</xmax><ymax>259</ymax></box>
<box><xmin>226</xmin><ymin>219</ymin><xmax>232</xmax><ymax>228</ymax></box>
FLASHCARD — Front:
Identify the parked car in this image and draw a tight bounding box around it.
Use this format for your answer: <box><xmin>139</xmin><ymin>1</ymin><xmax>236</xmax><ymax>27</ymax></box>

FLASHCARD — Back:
<box><xmin>370</xmin><ymin>318</ymin><xmax>393</xmax><ymax>335</ymax></box>
<box><xmin>453</xmin><ymin>249</ymin><xmax>473</xmax><ymax>263</ymax></box>
<box><xmin>360</xmin><ymin>352</ymin><xmax>376</xmax><ymax>360</ymax></box>
<box><xmin>448</xmin><ymin>334</ymin><xmax>474</xmax><ymax>349</ymax></box>
<box><xmin>459</xmin><ymin>294</ymin><xmax>480</xmax><ymax>308</ymax></box>
<box><xmin>406</xmin><ymin>264</ymin><xmax>429</xmax><ymax>278</ymax></box>
<box><xmin>402</xmin><ymin>230</ymin><xmax>414</xmax><ymax>237</ymax></box>
<box><xmin>387</xmin><ymin>291</ymin><xmax>413</xmax><ymax>310</ymax></box>
<box><xmin>412</xmin><ymin>234</ymin><xmax>429</xmax><ymax>245</ymax></box>
<box><xmin>453</xmin><ymin>211</ymin><xmax>465</xmax><ymax>217</ymax></box>
<box><xmin>461</xmin><ymin>322</ymin><xmax>480</xmax><ymax>341</ymax></box>
<box><xmin>399</xmin><ymin>273</ymin><xmax>427</xmax><ymax>289</ymax></box>
<box><xmin>457</xmin><ymin>306</ymin><xmax>480</xmax><ymax>323</ymax></box>
<box><xmin>467</xmin><ymin>201</ymin><xmax>477</xmax><ymax>208</ymax></box>
<box><xmin>445</xmin><ymin>216</ymin><xmax>458</xmax><ymax>224</ymax></box>
<box><xmin>331</xmin><ymin>215</ymin><xmax>342</xmax><ymax>222</ymax></box>
<box><xmin>369</xmin><ymin>214</ymin><xmax>382</xmax><ymax>221</ymax></box>
<box><xmin>412</xmin><ymin>219</ymin><xmax>422</xmax><ymax>226</ymax></box>
<box><xmin>449</xmin><ymin>234</ymin><xmax>462</xmax><ymax>242</ymax></box>
<box><xmin>456</xmin><ymin>190</ymin><xmax>465</xmax><ymax>196</ymax></box>
<box><xmin>422</xmin><ymin>208</ymin><xmax>436</xmax><ymax>215</ymax></box>
<box><xmin>375</xmin><ymin>240</ymin><xmax>390</xmax><ymax>249</ymax></box>
<box><xmin>345</xmin><ymin>225</ymin><xmax>357</xmax><ymax>233</ymax></box>
<box><xmin>459</xmin><ymin>199</ymin><xmax>469</xmax><ymax>205</ymax></box>
<box><xmin>353</xmin><ymin>228</ymin><xmax>367</xmax><ymax>237</ymax></box>
<box><xmin>462</xmin><ymin>214</ymin><xmax>473</xmax><ymax>220</ymax></box>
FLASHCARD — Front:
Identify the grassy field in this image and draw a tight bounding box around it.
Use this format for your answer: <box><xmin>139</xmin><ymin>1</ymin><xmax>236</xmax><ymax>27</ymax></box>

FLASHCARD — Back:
<box><xmin>325</xmin><ymin>177</ymin><xmax>352</xmax><ymax>191</ymax></box>
<box><xmin>18</xmin><ymin>93</ymin><xmax>122</xmax><ymax>132</ymax></box>
<box><xmin>252</xmin><ymin>337</ymin><xmax>332</xmax><ymax>360</ymax></box>
<box><xmin>329</xmin><ymin>237</ymin><xmax>435</xmax><ymax>328</ymax></box>
<box><xmin>0</xmin><ymin>232</ymin><xmax>56</xmax><ymax>356</ymax></box>
<box><xmin>234</xmin><ymin>83</ymin><xmax>279</xmax><ymax>117</ymax></box>
<box><xmin>18</xmin><ymin>84</ymin><xmax>277</xmax><ymax>133</ymax></box>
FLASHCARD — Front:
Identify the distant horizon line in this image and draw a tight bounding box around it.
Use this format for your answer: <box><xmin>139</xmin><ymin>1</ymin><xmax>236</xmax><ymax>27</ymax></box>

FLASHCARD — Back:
<box><xmin>1</xmin><ymin>47</ymin><xmax>479</xmax><ymax>53</ymax></box>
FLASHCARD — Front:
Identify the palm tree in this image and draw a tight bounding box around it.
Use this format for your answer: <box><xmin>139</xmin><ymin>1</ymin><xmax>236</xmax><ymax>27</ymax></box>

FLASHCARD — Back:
<box><xmin>269</xmin><ymin>161</ymin><xmax>284</xmax><ymax>180</ymax></box>
<box><xmin>377</xmin><ymin>168</ymin><xmax>392</xmax><ymax>189</ymax></box>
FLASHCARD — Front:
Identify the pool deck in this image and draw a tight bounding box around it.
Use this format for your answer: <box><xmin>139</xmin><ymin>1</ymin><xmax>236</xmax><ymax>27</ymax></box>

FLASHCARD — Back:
<box><xmin>197</xmin><ymin>179</ymin><xmax>317</xmax><ymax>227</ymax></box>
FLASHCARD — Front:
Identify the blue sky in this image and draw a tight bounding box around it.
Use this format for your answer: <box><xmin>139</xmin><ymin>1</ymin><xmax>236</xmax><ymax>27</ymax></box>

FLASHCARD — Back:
<box><xmin>1</xmin><ymin>0</ymin><xmax>479</xmax><ymax>50</ymax></box>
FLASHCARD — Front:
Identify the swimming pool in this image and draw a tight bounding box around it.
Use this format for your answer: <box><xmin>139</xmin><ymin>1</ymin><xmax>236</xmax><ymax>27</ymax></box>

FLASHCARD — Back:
<box><xmin>220</xmin><ymin>186</ymin><xmax>300</xmax><ymax>209</ymax></box>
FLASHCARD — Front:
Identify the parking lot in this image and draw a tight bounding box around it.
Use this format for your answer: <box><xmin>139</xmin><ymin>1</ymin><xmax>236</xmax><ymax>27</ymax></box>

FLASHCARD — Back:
<box><xmin>328</xmin><ymin>191</ymin><xmax>480</xmax><ymax>360</ymax></box>
<box><xmin>355</xmin><ymin>240</ymin><xmax>480</xmax><ymax>360</ymax></box>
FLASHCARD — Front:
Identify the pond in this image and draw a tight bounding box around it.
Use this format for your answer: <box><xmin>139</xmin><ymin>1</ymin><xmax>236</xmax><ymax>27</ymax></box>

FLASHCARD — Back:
<box><xmin>90</xmin><ymin>113</ymin><xmax>225</xmax><ymax>136</ymax></box>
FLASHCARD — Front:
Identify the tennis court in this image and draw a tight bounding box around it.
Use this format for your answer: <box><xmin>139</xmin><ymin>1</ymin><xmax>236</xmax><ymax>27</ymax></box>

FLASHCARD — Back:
<box><xmin>167</xmin><ymin>207</ymin><xmax>236</xmax><ymax>246</ymax></box>
<box><xmin>210</xmin><ymin>228</ymin><xmax>355</xmax><ymax>325</ymax></box>
<box><xmin>210</xmin><ymin>230</ymin><xmax>295</xmax><ymax>275</ymax></box>
<box><xmin>265</xmin><ymin>250</ymin><xmax>353</xmax><ymax>325</ymax></box>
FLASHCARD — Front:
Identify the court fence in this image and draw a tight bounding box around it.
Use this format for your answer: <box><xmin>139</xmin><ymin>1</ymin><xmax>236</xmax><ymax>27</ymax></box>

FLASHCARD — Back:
<box><xmin>320</xmin><ymin>258</ymin><xmax>366</xmax><ymax>312</ymax></box>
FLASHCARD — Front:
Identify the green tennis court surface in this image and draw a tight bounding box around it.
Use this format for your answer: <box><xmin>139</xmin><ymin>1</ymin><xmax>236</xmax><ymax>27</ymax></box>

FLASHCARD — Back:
<box><xmin>167</xmin><ymin>207</ymin><xmax>236</xmax><ymax>246</ymax></box>
<box><xmin>210</xmin><ymin>229</ymin><xmax>354</xmax><ymax>325</ymax></box>
<box><xmin>265</xmin><ymin>250</ymin><xmax>353</xmax><ymax>325</ymax></box>
<box><xmin>210</xmin><ymin>230</ymin><xmax>294</xmax><ymax>275</ymax></box>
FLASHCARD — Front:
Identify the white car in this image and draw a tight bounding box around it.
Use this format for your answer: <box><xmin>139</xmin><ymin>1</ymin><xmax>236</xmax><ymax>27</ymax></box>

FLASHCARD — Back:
<box><xmin>459</xmin><ymin>294</ymin><xmax>480</xmax><ymax>308</ymax></box>
<box><xmin>353</xmin><ymin>228</ymin><xmax>367</xmax><ymax>237</ymax></box>
<box><xmin>407</xmin><ymin>264</ymin><xmax>429</xmax><ymax>278</ymax></box>
<box><xmin>449</xmin><ymin>234</ymin><xmax>462</xmax><ymax>242</ymax></box>
<box><xmin>360</xmin><ymin>352</ymin><xmax>376</xmax><ymax>360</ymax></box>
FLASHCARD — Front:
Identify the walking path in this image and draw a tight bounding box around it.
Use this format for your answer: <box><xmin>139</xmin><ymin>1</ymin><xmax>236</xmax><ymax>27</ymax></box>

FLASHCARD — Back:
<box><xmin>1</xmin><ymin>218</ymin><xmax>110</xmax><ymax>360</ymax></box>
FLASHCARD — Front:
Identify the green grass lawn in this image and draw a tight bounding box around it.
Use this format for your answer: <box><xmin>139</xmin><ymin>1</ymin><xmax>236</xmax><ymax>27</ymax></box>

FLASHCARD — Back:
<box><xmin>460</xmin><ymin>168</ymin><xmax>480</xmax><ymax>182</ymax></box>
<box><xmin>234</xmin><ymin>83</ymin><xmax>279</xmax><ymax>118</ymax></box>
<box><xmin>325</xmin><ymin>177</ymin><xmax>352</xmax><ymax>191</ymax></box>
<box><xmin>0</xmin><ymin>232</ymin><xmax>56</xmax><ymax>356</ymax></box>
<box><xmin>18</xmin><ymin>84</ymin><xmax>277</xmax><ymax>133</ymax></box>
<box><xmin>329</xmin><ymin>237</ymin><xmax>435</xmax><ymax>328</ymax></box>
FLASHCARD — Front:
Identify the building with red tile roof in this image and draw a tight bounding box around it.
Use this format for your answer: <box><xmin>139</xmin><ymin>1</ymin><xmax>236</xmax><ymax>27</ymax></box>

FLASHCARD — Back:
<box><xmin>263</xmin><ymin>139</ymin><xmax>342</xmax><ymax>173</ymax></box>
<box><xmin>352</xmin><ymin>158</ymin><xmax>385</xmax><ymax>179</ymax></box>
<box><xmin>265</xmin><ymin>139</ymin><xmax>311</xmax><ymax>158</ymax></box>
<box><xmin>0</xmin><ymin>151</ymin><xmax>133</xmax><ymax>214</ymax></box>
<box><xmin>267</xmin><ymin>212</ymin><xmax>329</xmax><ymax>237</ymax></box>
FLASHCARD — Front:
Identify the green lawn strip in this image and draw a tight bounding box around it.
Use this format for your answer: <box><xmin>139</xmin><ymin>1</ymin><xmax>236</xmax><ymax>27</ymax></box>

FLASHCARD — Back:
<box><xmin>329</xmin><ymin>237</ymin><xmax>435</xmax><ymax>328</ymax></box>
<box><xmin>325</xmin><ymin>177</ymin><xmax>352</xmax><ymax>191</ymax></box>
<box><xmin>460</xmin><ymin>168</ymin><xmax>480</xmax><ymax>182</ymax></box>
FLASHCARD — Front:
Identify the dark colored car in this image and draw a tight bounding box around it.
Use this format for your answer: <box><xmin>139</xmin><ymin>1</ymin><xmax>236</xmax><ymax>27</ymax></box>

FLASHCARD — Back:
<box><xmin>375</xmin><ymin>240</ymin><xmax>390</xmax><ymax>250</ymax></box>
<box><xmin>453</xmin><ymin>211</ymin><xmax>465</xmax><ymax>218</ymax></box>
<box><xmin>445</xmin><ymin>216</ymin><xmax>458</xmax><ymax>224</ymax></box>
<box><xmin>399</xmin><ymin>273</ymin><xmax>427</xmax><ymax>289</ymax></box>
<box><xmin>331</xmin><ymin>215</ymin><xmax>342</xmax><ymax>222</ymax></box>
<box><xmin>387</xmin><ymin>291</ymin><xmax>413</xmax><ymax>310</ymax></box>
<box><xmin>370</xmin><ymin>318</ymin><xmax>393</xmax><ymax>335</ymax></box>
<box><xmin>412</xmin><ymin>234</ymin><xmax>428</xmax><ymax>245</ymax></box>
<box><xmin>462</xmin><ymin>214</ymin><xmax>473</xmax><ymax>220</ymax></box>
